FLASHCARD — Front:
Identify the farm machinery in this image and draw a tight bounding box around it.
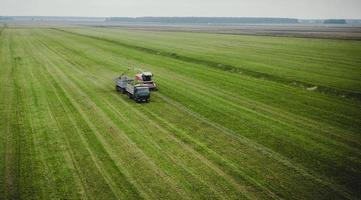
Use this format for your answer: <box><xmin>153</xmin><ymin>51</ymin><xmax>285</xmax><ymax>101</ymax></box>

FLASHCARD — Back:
<box><xmin>115</xmin><ymin>68</ymin><xmax>157</xmax><ymax>103</ymax></box>
<box><xmin>133</xmin><ymin>70</ymin><xmax>157</xmax><ymax>91</ymax></box>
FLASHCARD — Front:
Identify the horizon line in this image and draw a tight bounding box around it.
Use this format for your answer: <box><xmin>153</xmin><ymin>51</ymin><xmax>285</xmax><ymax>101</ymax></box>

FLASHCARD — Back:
<box><xmin>1</xmin><ymin>15</ymin><xmax>361</xmax><ymax>20</ymax></box>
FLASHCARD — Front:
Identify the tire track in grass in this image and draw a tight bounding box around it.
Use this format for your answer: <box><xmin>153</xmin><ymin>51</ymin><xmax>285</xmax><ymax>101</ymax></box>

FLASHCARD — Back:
<box><xmin>97</xmin><ymin>95</ymin><xmax>229</xmax><ymax>199</ymax></box>
<box><xmin>38</xmin><ymin>29</ymin><xmax>356</xmax><ymax>200</ymax></box>
<box><xmin>8</xmin><ymin>29</ymin><xmax>87</xmax><ymax>199</ymax></box>
<box><xmin>22</xmin><ymin>35</ymin><xmax>88</xmax><ymax>199</ymax></box>
<box><xmin>0</xmin><ymin>28</ymin><xmax>17</xmax><ymax>200</ymax></box>
<box><xmin>0</xmin><ymin>27</ymin><xmax>7</xmax><ymax>196</ymax></box>
<box><xmin>136</xmin><ymin>97</ymin><xmax>299</xmax><ymax>198</ymax></box>
<box><xmin>12</xmin><ymin>32</ymin><xmax>52</xmax><ymax>199</ymax></box>
<box><xmin>28</xmin><ymin>68</ymin><xmax>84</xmax><ymax>199</ymax></box>
<box><xmin>52</xmin><ymin>28</ymin><xmax>361</xmax><ymax>102</ymax></box>
<box><xmin>16</xmin><ymin>29</ymin><xmax>90</xmax><ymax>199</ymax></box>
<box><xmin>34</xmin><ymin>69</ymin><xmax>117</xmax><ymax>200</ymax></box>
<box><xmin>44</xmin><ymin>100</ymin><xmax>90</xmax><ymax>200</ymax></box>
<box><xmin>36</xmin><ymin>72</ymin><xmax>94</xmax><ymax>200</ymax></box>
<box><xmin>5</xmin><ymin>30</ymin><xmax>29</xmax><ymax>200</ymax></box>
<box><xmin>136</xmin><ymin>105</ymin><xmax>280</xmax><ymax>200</ymax></box>
<box><xmin>8</xmin><ymin>34</ymin><xmax>40</xmax><ymax>199</ymax></box>
<box><xmin>46</xmin><ymin>81</ymin><xmax>123</xmax><ymax>200</ymax></box>
<box><xmin>103</xmin><ymin>101</ymin><xmax>245</xmax><ymax>200</ymax></box>
<box><xmin>0</xmin><ymin>30</ymin><xmax>6</xmax><ymax>198</ymax></box>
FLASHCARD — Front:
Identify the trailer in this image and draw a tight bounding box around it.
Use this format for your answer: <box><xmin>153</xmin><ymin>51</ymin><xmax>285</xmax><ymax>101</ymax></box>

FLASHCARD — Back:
<box><xmin>115</xmin><ymin>76</ymin><xmax>150</xmax><ymax>103</ymax></box>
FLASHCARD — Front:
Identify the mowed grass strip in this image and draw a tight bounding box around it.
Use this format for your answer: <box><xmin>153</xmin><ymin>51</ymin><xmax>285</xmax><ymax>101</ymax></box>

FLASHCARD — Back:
<box><xmin>1</xmin><ymin>27</ymin><xmax>360</xmax><ymax>199</ymax></box>
<box><xmin>14</xmin><ymin>30</ymin><xmax>87</xmax><ymax>199</ymax></box>
<box><xmin>0</xmin><ymin>28</ymin><xmax>18</xmax><ymax>200</ymax></box>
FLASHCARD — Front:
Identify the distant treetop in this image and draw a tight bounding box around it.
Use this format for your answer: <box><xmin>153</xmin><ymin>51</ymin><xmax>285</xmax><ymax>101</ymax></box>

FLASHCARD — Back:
<box><xmin>0</xmin><ymin>16</ymin><xmax>13</xmax><ymax>20</ymax></box>
<box><xmin>106</xmin><ymin>17</ymin><xmax>299</xmax><ymax>24</ymax></box>
<box><xmin>323</xmin><ymin>19</ymin><xmax>347</xmax><ymax>24</ymax></box>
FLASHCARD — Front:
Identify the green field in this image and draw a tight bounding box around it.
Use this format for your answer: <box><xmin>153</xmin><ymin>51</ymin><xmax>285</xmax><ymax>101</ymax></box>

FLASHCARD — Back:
<box><xmin>0</xmin><ymin>26</ymin><xmax>360</xmax><ymax>199</ymax></box>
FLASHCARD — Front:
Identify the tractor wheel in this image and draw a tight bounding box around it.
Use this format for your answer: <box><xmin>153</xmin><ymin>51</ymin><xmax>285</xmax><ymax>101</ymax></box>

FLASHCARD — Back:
<box><xmin>116</xmin><ymin>86</ymin><xmax>121</xmax><ymax>92</ymax></box>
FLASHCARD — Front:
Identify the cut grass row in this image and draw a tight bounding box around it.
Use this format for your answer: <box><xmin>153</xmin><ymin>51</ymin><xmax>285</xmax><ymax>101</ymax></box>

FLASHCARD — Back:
<box><xmin>1</xmin><ymin>27</ymin><xmax>360</xmax><ymax>199</ymax></box>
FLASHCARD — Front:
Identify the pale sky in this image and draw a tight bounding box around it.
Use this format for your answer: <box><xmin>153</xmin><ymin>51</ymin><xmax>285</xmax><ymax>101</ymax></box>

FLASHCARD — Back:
<box><xmin>1</xmin><ymin>0</ymin><xmax>361</xmax><ymax>19</ymax></box>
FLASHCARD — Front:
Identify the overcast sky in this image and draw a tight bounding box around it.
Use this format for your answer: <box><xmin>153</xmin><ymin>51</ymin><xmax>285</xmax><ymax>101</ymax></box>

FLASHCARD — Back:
<box><xmin>1</xmin><ymin>0</ymin><xmax>361</xmax><ymax>19</ymax></box>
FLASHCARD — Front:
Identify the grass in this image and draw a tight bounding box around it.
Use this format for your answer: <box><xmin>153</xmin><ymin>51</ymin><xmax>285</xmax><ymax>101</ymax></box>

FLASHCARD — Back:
<box><xmin>0</xmin><ymin>26</ymin><xmax>360</xmax><ymax>200</ymax></box>
<box><xmin>60</xmin><ymin>27</ymin><xmax>361</xmax><ymax>94</ymax></box>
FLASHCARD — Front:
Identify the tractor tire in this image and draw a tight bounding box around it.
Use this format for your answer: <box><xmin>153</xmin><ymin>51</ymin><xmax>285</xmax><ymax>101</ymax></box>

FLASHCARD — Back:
<box><xmin>116</xmin><ymin>86</ymin><xmax>121</xmax><ymax>92</ymax></box>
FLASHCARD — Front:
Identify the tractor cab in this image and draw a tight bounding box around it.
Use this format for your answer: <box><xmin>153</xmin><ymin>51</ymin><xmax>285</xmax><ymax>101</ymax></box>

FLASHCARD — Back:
<box><xmin>133</xmin><ymin>85</ymin><xmax>150</xmax><ymax>102</ymax></box>
<box><xmin>135</xmin><ymin>72</ymin><xmax>157</xmax><ymax>90</ymax></box>
<box><xmin>141</xmin><ymin>72</ymin><xmax>153</xmax><ymax>81</ymax></box>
